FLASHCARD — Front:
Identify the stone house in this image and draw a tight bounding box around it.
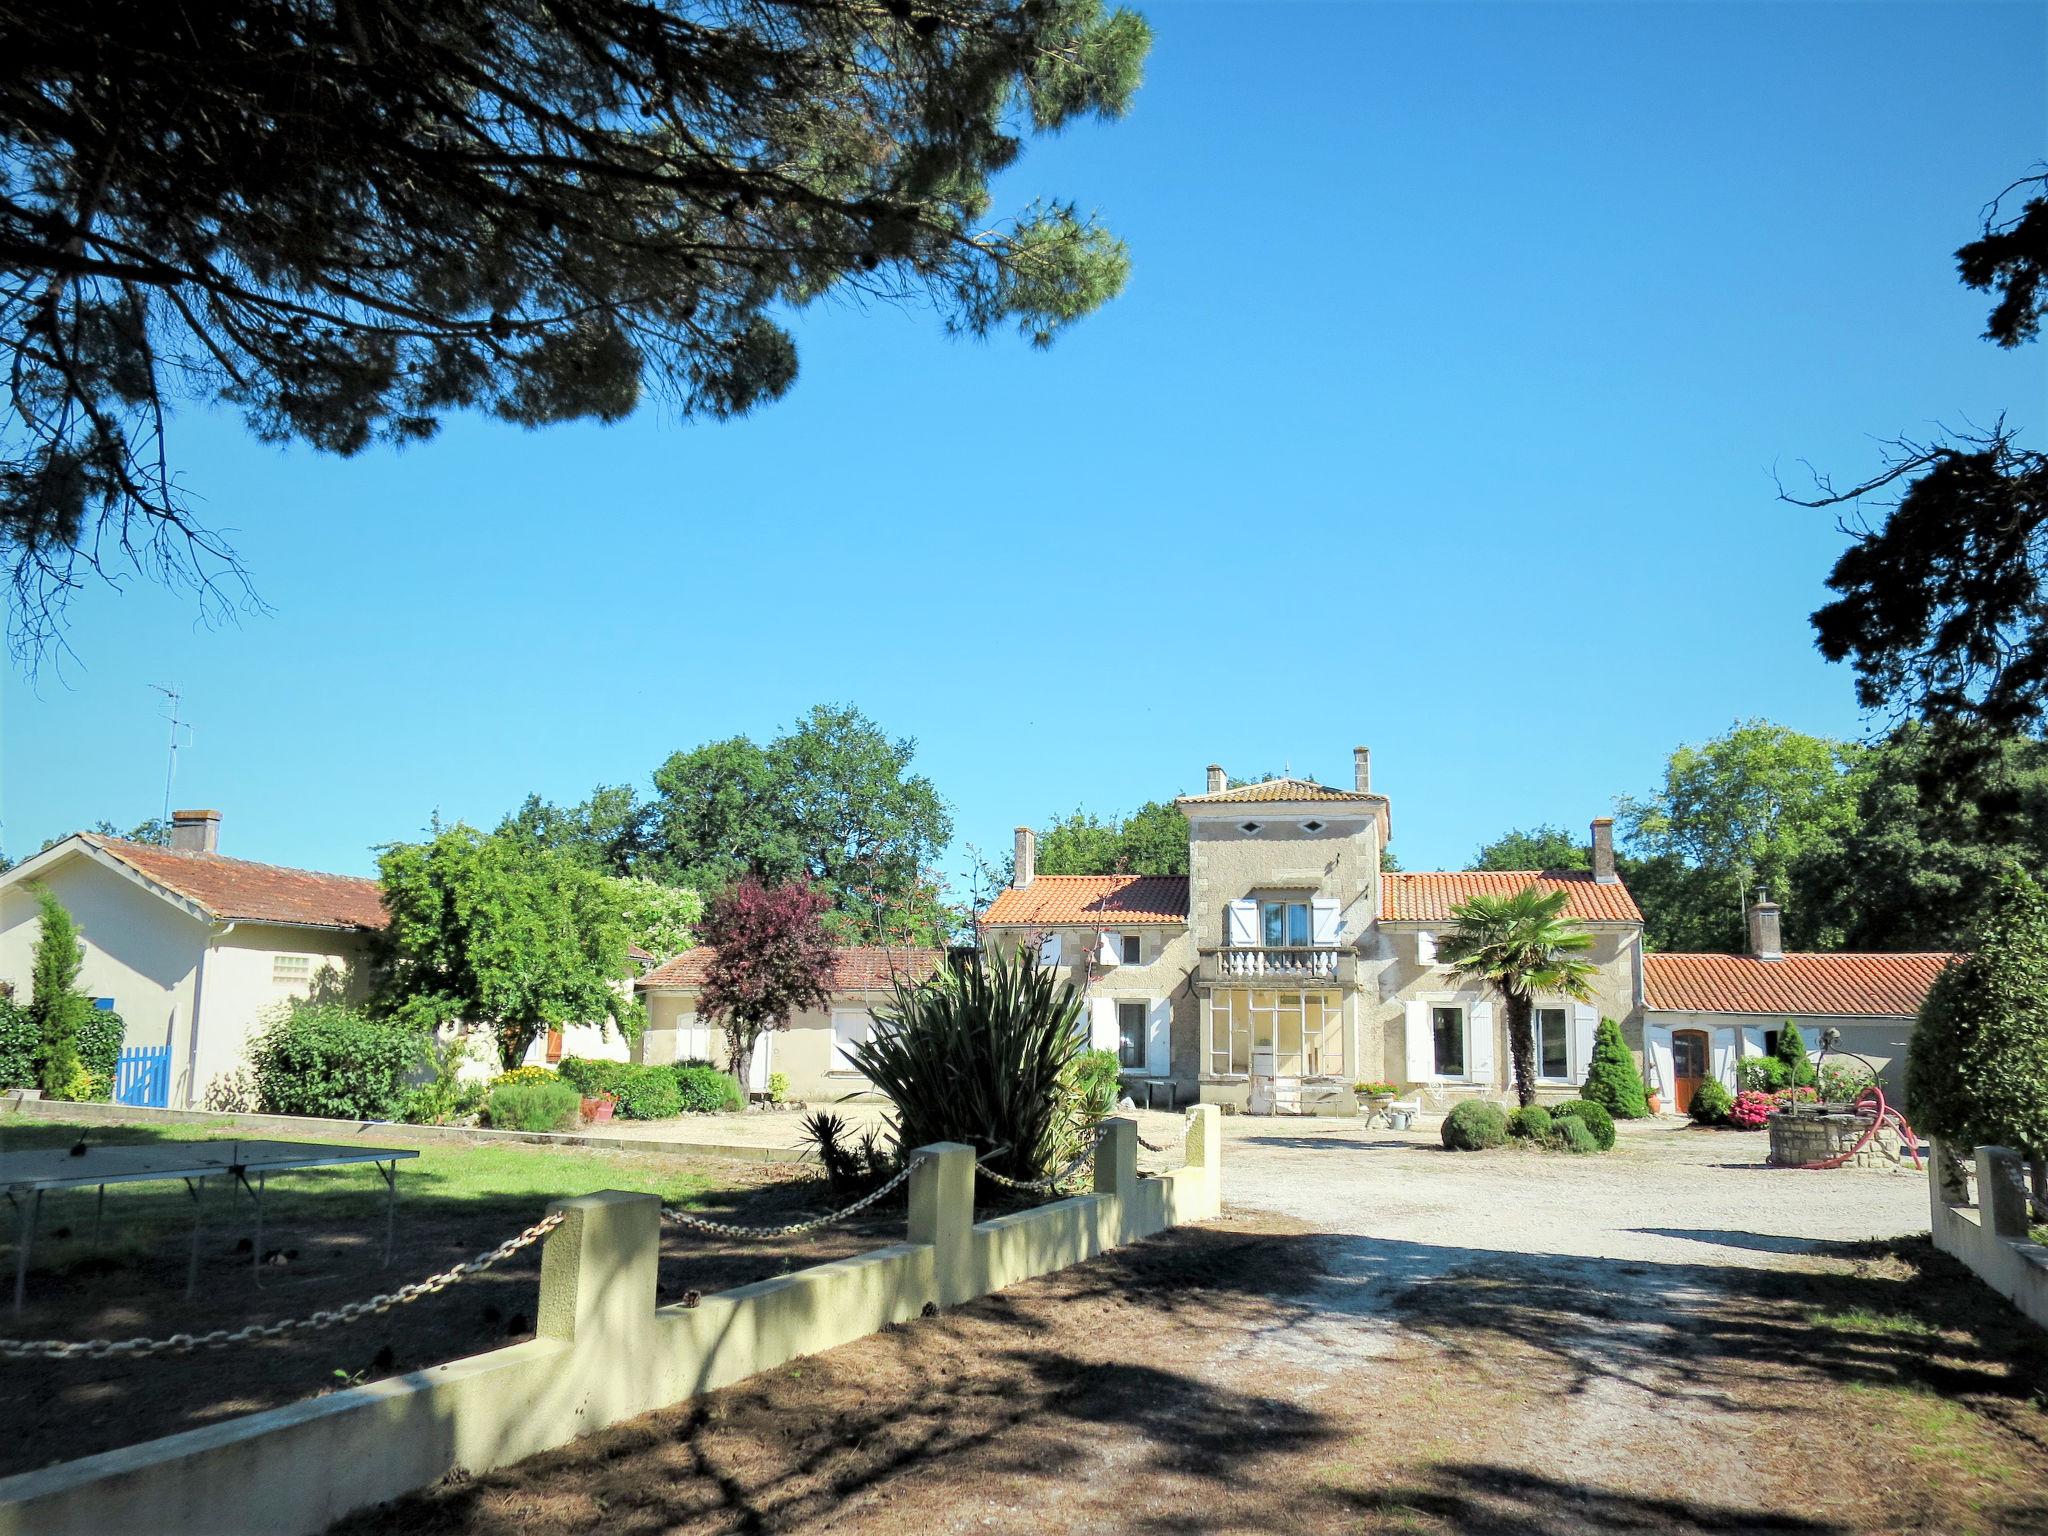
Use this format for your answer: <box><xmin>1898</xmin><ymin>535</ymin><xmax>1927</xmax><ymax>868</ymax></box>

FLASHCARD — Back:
<box><xmin>979</xmin><ymin>747</ymin><xmax>1649</xmax><ymax>1113</ymax></box>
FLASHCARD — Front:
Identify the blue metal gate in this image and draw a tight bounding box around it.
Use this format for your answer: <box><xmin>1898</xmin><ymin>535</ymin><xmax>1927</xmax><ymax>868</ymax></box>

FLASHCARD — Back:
<box><xmin>113</xmin><ymin>1045</ymin><xmax>171</xmax><ymax>1108</ymax></box>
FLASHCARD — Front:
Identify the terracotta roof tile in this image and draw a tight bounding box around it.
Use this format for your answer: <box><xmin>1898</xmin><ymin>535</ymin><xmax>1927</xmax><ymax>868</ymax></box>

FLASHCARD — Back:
<box><xmin>979</xmin><ymin>875</ymin><xmax>1190</xmax><ymax>928</ymax></box>
<box><xmin>1175</xmin><ymin>778</ymin><xmax>1379</xmax><ymax>805</ymax></box>
<box><xmin>1644</xmin><ymin>952</ymin><xmax>1956</xmax><ymax>1017</ymax></box>
<box><xmin>1381</xmin><ymin>870</ymin><xmax>1644</xmax><ymax>924</ymax></box>
<box><xmin>85</xmin><ymin>835</ymin><xmax>387</xmax><ymax>931</ymax></box>
<box><xmin>639</xmin><ymin>945</ymin><xmax>945</xmax><ymax>993</ymax></box>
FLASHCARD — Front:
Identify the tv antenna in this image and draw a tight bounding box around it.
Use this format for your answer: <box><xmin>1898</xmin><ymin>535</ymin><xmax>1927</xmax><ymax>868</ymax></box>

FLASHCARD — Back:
<box><xmin>151</xmin><ymin>684</ymin><xmax>194</xmax><ymax>824</ymax></box>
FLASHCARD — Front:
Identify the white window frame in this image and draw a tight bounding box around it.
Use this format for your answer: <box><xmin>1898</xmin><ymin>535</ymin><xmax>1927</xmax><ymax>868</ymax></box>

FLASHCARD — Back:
<box><xmin>1429</xmin><ymin>1003</ymin><xmax>1467</xmax><ymax>1081</ymax></box>
<box><xmin>1207</xmin><ymin>990</ymin><xmax>1343</xmax><ymax>1078</ymax></box>
<box><xmin>1115</xmin><ymin>1000</ymin><xmax>1146</xmax><ymax>1070</ymax></box>
<box><xmin>1534</xmin><ymin>1005</ymin><xmax>1572</xmax><ymax>1084</ymax></box>
<box><xmin>1120</xmin><ymin>932</ymin><xmax>1143</xmax><ymax>965</ymax></box>
<box><xmin>1259</xmin><ymin>899</ymin><xmax>1311</xmax><ymax>948</ymax></box>
<box><xmin>830</xmin><ymin>1008</ymin><xmax>873</xmax><ymax>1074</ymax></box>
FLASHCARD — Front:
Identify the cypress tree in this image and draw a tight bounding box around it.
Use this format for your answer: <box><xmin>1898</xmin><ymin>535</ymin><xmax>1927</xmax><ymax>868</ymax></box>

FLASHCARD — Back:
<box><xmin>29</xmin><ymin>887</ymin><xmax>88</xmax><ymax>1097</ymax></box>
<box><xmin>1582</xmin><ymin>1016</ymin><xmax>1650</xmax><ymax>1118</ymax></box>
<box><xmin>1775</xmin><ymin>1020</ymin><xmax>1815</xmax><ymax>1085</ymax></box>
<box><xmin>1907</xmin><ymin>864</ymin><xmax>2048</xmax><ymax>1153</ymax></box>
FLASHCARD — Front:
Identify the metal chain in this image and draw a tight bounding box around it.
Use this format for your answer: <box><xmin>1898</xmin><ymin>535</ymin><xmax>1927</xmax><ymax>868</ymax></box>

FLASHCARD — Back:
<box><xmin>662</xmin><ymin>1156</ymin><xmax>923</xmax><ymax>1238</ymax></box>
<box><xmin>0</xmin><ymin>1210</ymin><xmax>567</xmax><ymax>1363</ymax></box>
<box><xmin>977</xmin><ymin>1132</ymin><xmax>1107</xmax><ymax>1194</ymax></box>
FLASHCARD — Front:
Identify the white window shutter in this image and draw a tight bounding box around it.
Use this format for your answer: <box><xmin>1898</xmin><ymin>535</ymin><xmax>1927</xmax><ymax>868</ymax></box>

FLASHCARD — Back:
<box><xmin>1089</xmin><ymin>996</ymin><xmax>1119</xmax><ymax>1052</ymax></box>
<box><xmin>1226</xmin><ymin>899</ymin><xmax>1258</xmax><ymax>947</ymax></box>
<box><xmin>1570</xmin><ymin>1002</ymin><xmax>1597</xmax><ymax>1085</ymax></box>
<box><xmin>1741</xmin><ymin>1026</ymin><xmax>1767</xmax><ymax>1059</ymax></box>
<box><xmin>1403</xmin><ymin>999</ymin><xmax>1433</xmax><ymax>1082</ymax></box>
<box><xmin>1037</xmin><ymin>931</ymin><xmax>1062</xmax><ymax>968</ymax></box>
<box><xmin>1416</xmin><ymin>930</ymin><xmax>1437</xmax><ymax>964</ymax></box>
<box><xmin>831</xmin><ymin>1010</ymin><xmax>870</xmax><ymax>1073</ymax></box>
<box><xmin>1469</xmin><ymin>999</ymin><xmax>1495</xmax><ymax>1086</ymax></box>
<box><xmin>1146</xmin><ymin>997</ymin><xmax>1172</xmax><ymax>1075</ymax></box>
<box><xmin>1097</xmin><ymin>930</ymin><xmax>1122</xmax><ymax>966</ymax></box>
<box><xmin>1711</xmin><ymin>1028</ymin><xmax>1737</xmax><ymax>1088</ymax></box>
<box><xmin>1310</xmin><ymin>899</ymin><xmax>1340</xmax><ymax>946</ymax></box>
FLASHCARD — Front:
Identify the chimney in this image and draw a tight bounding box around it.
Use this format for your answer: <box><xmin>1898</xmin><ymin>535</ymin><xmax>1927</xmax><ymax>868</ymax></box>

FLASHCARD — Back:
<box><xmin>170</xmin><ymin>808</ymin><xmax>221</xmax><ymax>854</ymax></box>
<box><xmin>1748</xmin><ymin>890</ymin><xmax>1784</xmax><ymax>960</ymax></box>
<box><xmin>1012</xmin><ymin>826</ymin><xmax>1035</xmax><ymax>889</ymax></box>
<box><xmin>1353</xmin><ymin>746</ymin><xmax>1371</xmax><ymax>793</ymax></box>
<box><xmin>1206</xmin><ymin>764</ymin><xmax>1226</xmax><ymax>794</ymax></box>
<box><xmin>1589</xmin><ymin>817</ymin><xmax>1616</xmax><ymax>883</ymax></box>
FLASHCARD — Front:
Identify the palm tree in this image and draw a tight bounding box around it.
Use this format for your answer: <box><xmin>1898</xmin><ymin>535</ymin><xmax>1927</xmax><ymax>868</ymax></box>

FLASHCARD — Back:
<box><xmin>1437</xmin><ymin>886</ymin><xmax>1596</xmax><ymax>1108</ymax></box>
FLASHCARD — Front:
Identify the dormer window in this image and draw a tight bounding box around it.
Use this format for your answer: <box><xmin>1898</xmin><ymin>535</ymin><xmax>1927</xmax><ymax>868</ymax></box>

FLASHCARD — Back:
<box><xmin>1239</xmin><ymin>821</ymin><xmax>1262</xmax><ymax>835</ymax></box>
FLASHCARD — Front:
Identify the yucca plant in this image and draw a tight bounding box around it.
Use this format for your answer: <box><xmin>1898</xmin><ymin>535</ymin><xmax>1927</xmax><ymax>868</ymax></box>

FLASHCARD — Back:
<box><xmin>851</xmin><ymin>944</ymin><xmax>1085</xmax><ymax>1186</ymax></box>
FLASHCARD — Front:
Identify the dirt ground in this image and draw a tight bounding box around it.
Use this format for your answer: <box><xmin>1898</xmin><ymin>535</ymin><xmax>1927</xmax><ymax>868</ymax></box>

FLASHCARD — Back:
<box><xmin>337</xmin><ymin>1120</ymin><xmax>2048</xmax><ymax>1536</ymax></box>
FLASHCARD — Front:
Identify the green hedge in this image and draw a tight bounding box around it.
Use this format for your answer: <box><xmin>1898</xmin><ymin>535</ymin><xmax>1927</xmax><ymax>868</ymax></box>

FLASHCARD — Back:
<box><xmin>1441</xmin><ymin>1099</ymin><xmax>1509</xmax><ymax>1151</ymax></box>
<box><xmin>1550</xmin><ymin>1117</ymin><xmax>1599</xmax><ymax>1154</ymax></box>
<box><xmin>486</xmin><ymin>1079</ymin><xmax>581</xmax><ymax>1132</ymax></box>
<box><xmin>559</xmin><ymin>1055</ymin><xmax>743</xmax><ymax>1117</ymax></box>
<box><xmin>248</xmin><ymin>1002</ymin><xmax>425</xmax><ymax>1120</ymax></box>
<box><xmin>675</xmin><ymin>1064</ymin><xmax>745</xmax><ymax>1114</ymax></box>
<box><xmin>0</xmin><ymin>1000</ymin><xmax>34</xmax><ymax>1091</ymax></box>
<box><xmin>1549</xmin><ymin>1098</ymin><xmax>1616</xmax><ymax>1151</ymax></box>
<box><xmin>1689</xmin><ymin>1077</ymin><xmax>1734</xmax><ymax>1125</ymax></box>
<box><xmin>76</xmin><ymin>1008</ymin><xmax>125</xmax><ymax>1100</ymax></box>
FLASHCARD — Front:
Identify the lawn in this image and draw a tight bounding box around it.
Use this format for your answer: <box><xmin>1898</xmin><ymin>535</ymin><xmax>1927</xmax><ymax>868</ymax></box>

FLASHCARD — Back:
<box><xmin>0</xmin><ymin>1117</ymin><xmax>897</xmax><ymax>1478</ymax></box>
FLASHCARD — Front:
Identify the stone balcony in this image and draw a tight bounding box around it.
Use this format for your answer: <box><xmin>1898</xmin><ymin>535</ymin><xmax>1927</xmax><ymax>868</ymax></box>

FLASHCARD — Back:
<box><xmin>1196</xmin><ymin>946</ymin><xmax>1355</xmax><ymax>989</ymax></box>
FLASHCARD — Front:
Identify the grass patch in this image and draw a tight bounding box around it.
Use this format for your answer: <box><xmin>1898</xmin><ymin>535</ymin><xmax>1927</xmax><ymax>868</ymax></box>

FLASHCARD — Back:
<box><xmin>1804</xmin><ymin>1304</ymin><xmax>1943</xmax><ymax>1339</ymax></box>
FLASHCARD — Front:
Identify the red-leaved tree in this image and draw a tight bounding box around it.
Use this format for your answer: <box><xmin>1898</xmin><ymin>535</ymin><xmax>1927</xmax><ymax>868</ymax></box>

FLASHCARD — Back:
<box><xmin>698</xmin><ymin>878</ymin><xmax>837</xmax><ymax>1091</ymax></box>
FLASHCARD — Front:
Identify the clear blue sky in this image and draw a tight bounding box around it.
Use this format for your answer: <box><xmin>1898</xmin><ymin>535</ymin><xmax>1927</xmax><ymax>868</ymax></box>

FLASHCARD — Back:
<box><xmin>5</xmin><ymin>2</ymin><xmax>2044</xmax><ymax>888</ymax></box>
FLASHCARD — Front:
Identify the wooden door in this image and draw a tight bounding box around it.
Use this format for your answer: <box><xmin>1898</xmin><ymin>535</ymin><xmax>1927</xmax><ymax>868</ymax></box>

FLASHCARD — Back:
<box><xmin>545</xmin><ymin>1028</ymin><xmax>564</xmax><ymax>1064</ymax></box>
<box><xmin>1671</xmin><ymin>1029</ymin><xmax>1709</xmax><ymax>1114</ymax></box>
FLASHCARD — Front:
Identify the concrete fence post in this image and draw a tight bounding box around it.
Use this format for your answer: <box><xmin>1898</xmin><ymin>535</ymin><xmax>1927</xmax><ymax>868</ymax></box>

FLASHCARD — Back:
<box><xmin>908</xmin><ymin>1141</ymin><xmax>977</xmax><ymax>1307</ymax></box>
<box><xmin>1186</xmin><ymin>1104</ymin><xmax>1222</xmax><ymax>1217</ymax></box>
<box><xmin>1980</xmin><ymin>1146</ymin><xmax>2030</xmax><ymax>1239</ymax></box>
<box><xmin>1932</xmin><ymin>1141</ymin><xmax>1972</xmax><ymax>1209</ymax></box>
<box><xmin>1096</xmin><ymin>1116</ymin><xmax>1137</xmax><ymax>1199</ymax></box>
<box><xmin>539</xmin><ymin>1191</ymin><xmax>661</xmax><ymax>1349</ymax></box>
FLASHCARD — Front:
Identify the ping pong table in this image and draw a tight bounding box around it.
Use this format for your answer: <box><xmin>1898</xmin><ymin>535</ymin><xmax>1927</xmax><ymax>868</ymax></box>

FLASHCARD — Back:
<box><xmin>0</xmin><ymin>1138</ymin><xmax>419</xmax><ymax>1312</ymax></box>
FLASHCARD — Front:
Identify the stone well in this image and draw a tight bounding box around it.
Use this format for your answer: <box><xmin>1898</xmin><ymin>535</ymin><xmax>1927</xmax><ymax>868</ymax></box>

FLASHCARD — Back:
<box><xmin>1767</xmin><ymin>1105</ymin><xmax>1910</xmax><ymax>1169</ymax></box>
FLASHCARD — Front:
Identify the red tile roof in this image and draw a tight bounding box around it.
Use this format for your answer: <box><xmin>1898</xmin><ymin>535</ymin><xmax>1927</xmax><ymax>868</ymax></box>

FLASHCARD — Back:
<box><xmin>980</xmin><ymin>875</ymin><xmax>1191</xmax><ymax>928</ymax></box>
<box><xmin>1380</xmin><ymin>871</ymin><xmax>1644</xmax><ymax>924</ymax></box>
<box><xmin>84</xmin><ymin>835</ymin><xmax>387</xmax><ymax>931</ymax></box>
<box><xmin>638</xmin><ymin>945</ymin><xmax>945</xmax><ymax>993</ymax></box>
<box><xmin>1644</xmin><ymin>951</ymin><xmax>1956</xmax><ymax>1017</ymax></box>
<box><xmin>1175</xmin><ymin>777</ymin><xmax>1381</xmax><ymax>805</ymax></box>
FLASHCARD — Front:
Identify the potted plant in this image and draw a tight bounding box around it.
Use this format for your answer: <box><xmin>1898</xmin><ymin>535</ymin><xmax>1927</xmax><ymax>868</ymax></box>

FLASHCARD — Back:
<box><xmin>1642</xmin><ymin>1070</ymin><xmax>1661</xmax><ymax>1116</ymax></box>
<box><xmin>1354</xmin><ymin>1080</ymin><xmax>1399</xmax><ymax>1113</ymax></box>
<box><xmin>581</xmin><ymin>1091</ymin><xmax>617</xmax><ymax>1125</ymax></box>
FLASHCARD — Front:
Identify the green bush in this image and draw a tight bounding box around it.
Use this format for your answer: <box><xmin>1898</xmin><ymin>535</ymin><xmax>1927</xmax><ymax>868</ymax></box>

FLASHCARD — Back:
<box><xmin>0</xmin><ymin>999</ymin><xmax>35</xmax><ymax>1090</ymax></box>
<box><xmin>1736</xmin><ymin>1056</ymin><xmax>1789</xmax><ymax>1092</ymax></box>
<box><xmin>1776</xmin><ymin>1021</ymin><xmax>1816</xmax><ymax>1087</ymax></box>
<box><xmin>674</xmin><ymin>1064</ymin><xmax>745</xmax><ymax>1114</ymax></box>
<box><xmin>612</xmin><ymin>1066</ymin><xmax>682</xmax><ymax>1119</ymax></box>
<box><xmin>1689</xmin><ymin>1077</ymin><xmax>1734</xmax><ymax>1125</ymax></box>
<box><xmin>1816</xmin><ymin>1060</ymin><xmax>1877</xmax><ymax>1103</ymax></box>
<box><xmin>76</xmin><ymin>1008</ymin><xmax>125</xmax><ymax>1101</ymax></box>
<box><xmin>1581</xmin><ymin>1017</ymin><xmax>1649</xmax><ymax>1118</ymax></box>
<box><xmin>1549</xmin><ymin>1098</ymin><xmax>1616</xmax><ymax>1151</ymax></box>
<box><xmin>248</xmin><ymin>1002</ymin><xmax>425</xmax><ymax>1120</ymax></box>
<box><xmin>1066</xmin><ymin>1047</ymin><xmax>1123</xmax><ymax>1121</ymax></box>
<box><xmin>1549</xmin><ymin>1117</ymin><xmax>1599</xmax><ymax>1154</ymax></box>
<box><xmin>486</xmin><ymin>1079</ymin><xmax>581</xmax><ymax>1132</ymax></box>
<box><xmin>768</xmin><ymin>1071</ymin><xmax>789</xmax><ymax>1104</ymax></box>
<box><xmin>555</xmin><ymin>1056</ymin><xmax>625</xmax><ymax>1097</ymax></box>
<box><xmin>396</xmin><ymin>1035</ymin><xmax>486</xmax><ymax>1125</ymax></box>
<box><xmin>1507</xmin><ymin>1105</ymin><xmax>1553</xmax><ymax>1140</ymax></box>
<box><xmin>1441</xmin><ymin>1099</ymin><xmax>1510</xmax><ymax>1151</ymax></box>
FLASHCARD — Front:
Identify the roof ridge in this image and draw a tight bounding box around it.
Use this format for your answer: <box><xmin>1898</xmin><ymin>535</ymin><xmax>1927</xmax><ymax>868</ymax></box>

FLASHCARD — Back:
<box><xmin>91</xmin><ymin>834</ymin><xmax>378</xmax><ymax>886</ymax></box>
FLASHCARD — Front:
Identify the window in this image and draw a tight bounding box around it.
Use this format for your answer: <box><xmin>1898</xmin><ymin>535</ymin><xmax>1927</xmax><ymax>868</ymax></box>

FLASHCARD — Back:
<box><xmin>1117</xmin><ymin>1001</ymin><xmax>1146</xmax><ymax>1069</ymax></box>
<box><xmin>272</xmin><ymin>954</ymin><xmax>312</xmax><ymax>987</ymax></box>
<box><xmin>1432</xmin><ymin>1005</ymin><xmax>1465</xmax><ymax>1078</ymax></box>
<box><xmin>1301</xmin><ymin>820</ymin><xmax>1325</xmax><ymax>833</ymax></box>
<box><xmin>673</xmin><ymin>1013</ymin><xmax>713</xmax><ymax>1065</ymax></box>
<box><xmin>1260</xmin><ymin>900</ymin><xmax>1310</xmax><ymax>947</ymax></box>
<box><xmin>1208</xmin><ymin>991</ymin><xmax>1343</xmax><ymax>1077</ymax></box>
<box><xmin>1763</xmin><ymin>1029</ymin><xmax>1782</xmax><ymax>1060</ymax></box>
<box><xmin>1239</xmin><ymin>821</ymin><xmax>1262</xmax><ymax>834</ymax></box>
<box><xmin>1536</xmin><ymin>1007</ymin><xmax>1569</xmax><ymax>1079</ymax></box>
<box><xmin>831</xmin><ymin>1010</ymin><xmax>872</xmax><ymax>1073</ymax></box>
<box><xmin>1120</xmin><ymin>933</ymin><xmax>1142</xmax><ymax>965</ymax></box>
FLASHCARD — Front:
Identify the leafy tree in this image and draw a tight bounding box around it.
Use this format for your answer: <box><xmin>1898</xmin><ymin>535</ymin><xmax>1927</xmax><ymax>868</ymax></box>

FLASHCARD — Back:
<box><xmin>28</xmin><ymin>886</ymin><xmax>88</xmax><ymax>1096</ymax></box>
<box><xmin>1581</xmin><ymin>1016</ymin><xmax>1649</xmax><ymax>1119</ymax></box>
<box><xmin>646</xmin><ymin>705</ymin><xmax>951</xmax><ymax>940</ymax></box>
<box><xmin>1618</xmin><ymin>720</ymin><xmax>1864</xmax><ymax>952</ymax></box>
<box><xmin>1437</xmin><ymin>886</ymin><xmax>1597</xmax><ymax>1108</ymax></box>
<box><xmin>1617</xmin><ymin>851</ymin><xmax>1750</xmax><ymax>954</ymax></box>
<box><xmin>1957</xmin><ymin>172</ymin><xmax>2048</xmax><ymax>349</ymax></box>
<box><xmin>373</xmin><ymin>824</ymin><xmax>636</xmax><ymax>1069</ymax></box>
<box><xmin>1791</xmin><ymin>725</ymin><xmax>2048</xmax><ymax>951</ymax></box>
<box><xmin>0</xmin><ymin>0</ymin><xmax>1149</xmax><ymax>660</ymax></box>
<box><xmin>1908</xmin><ymin>864</ymin><xmax>2048</xmax><ymax>1153</ymax></box>
<box><xmin>1037</xmin><ymin>799</ymin><xmax>1188</xmax><ymax>876</ymax></box>
<box><xmin>609</xmin><ymin>876</ymin><xmax>703</xmax><ymax>961</ymax></box>
<box><xmin>696</xmin><ymin>878</ymin><xmax>836</xmax><ymax>1090</ymax></box>
<box><xmin>1473</xmin><ymin>825</ymin><xmax>1589</xmax><ymax>874</ymax></box>
<box><xmin>497</xmin><ymin>786</ymin><xmax>649</xmax><ymax>876</ymax></box>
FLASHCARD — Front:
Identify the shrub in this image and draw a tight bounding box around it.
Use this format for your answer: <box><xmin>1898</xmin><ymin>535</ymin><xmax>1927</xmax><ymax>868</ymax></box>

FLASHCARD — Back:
<box><xmin>486</xmin><ymin>1079</ymin><xmax>581</xmax><ymax>1132</ymax></box>
<box><xmin>75</xmin><ymin>1007</ymin><xmax>124</xmax><ymax>1100</ymax></box>
<box><xmin>611</xmin><ymin>1065</ymin><xmax>682</xmax><ymax>1120</ymax></box>
<box><xmin>1507</xmin><ymin>1105</ymin><xmax>1553</xmax><ymax>1140</ymax></box>
<box><xmin>768</xmin><ymin>1071</ymin><xmax>789</xmax><ymax>1104</ymax></box>
<box><xmin>1549</xmin><ymin>1099</ymin><xmax>1615</xmax><ymax>1151</ymax></box>
<box><xmin>1689</xmin><ymin>1078</ymin><xmax>1734</xmax><ymax>1125</ymax></box>
<box><xmin>1736</xmin><ymin>1057</ymin><xmax>1789</xmax><ymax>1093</ymax></box>
<box><xmin>799</xmin><ymin>1109</ymin><xmax>897</xmax><ymax>1193</ymax></box>
<box><xmin>397</xmin><ymin>1035</ymin><xmax>485</xmax><ymax>1125</ymax></box>
<box><xmin>1816</xmin><ymin>1060</ymin><xmax>1877</xmax><ymax>1104</ymax></box>
<box><xmin>674</xmin><ymin>1064</ymin><xmax>745</xmax><ymax>1114</ymax></box>
<box><xmin>1549</xmin><ymin>1117</ymin><xmax>1599</xmax><ymax>1154</ymax></box>
<box><xmin>1441</xmin><ymin>1099</ymin><xmax>1510</xmax><ymax>1151</ymax></box>
<box><xmin>555</xmin><ymin>1056</ymin><xmax>625</xmax><ymax>1097</ymax></box>
<box><xmin>1776</xmin><ymin>1022</ymin><xmax>1816</xmax><ymax>1087</ymax></box>
<box><xmin>1581</xmin><ymin>1017</ymin><xmax>1648</xmax><ymax>1118</ymax></box>
<box><xmin>0</xmin><ymin>998</ymin><xmax>36</xmax><ymax>1090</ymax></box>
<box><xmin>491</xmin><ymin>1064</ymin><xmax>560</xmax><ymax>1091</ymax></box>
<box><xmin>1728</xmin><ymin>1089</ymin><xmax>1776</xmax><ymax>1130</ymax></box>
<box><xmin>1066</xmin><ymin>1048</ymin><xmax>1123</xmax><ymax>1123</ymax></box>
<box><xmin>249</xmin><ymin>1002</ymin><xmax>425</xmax><ymax>1120</ymax></box>
<box><xmin>849</xmin><ymin>945</ymin><xmax>1083</xmax><ymax>1188</ymax></box>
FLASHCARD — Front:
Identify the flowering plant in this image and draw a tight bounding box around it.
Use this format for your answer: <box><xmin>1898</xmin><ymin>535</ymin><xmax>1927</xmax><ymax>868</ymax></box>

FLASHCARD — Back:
<box><xmin>1728</xmin><ymin>1090</ymin><xmax>1776</xmax><ymax>1130</ymax></box>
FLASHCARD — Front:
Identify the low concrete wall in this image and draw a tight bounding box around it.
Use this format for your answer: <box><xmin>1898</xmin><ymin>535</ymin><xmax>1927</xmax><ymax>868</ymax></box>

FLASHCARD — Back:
<box><xmin>0</xmin><ymin>1110</ymin><xmax>1223</xmax><ymax>1536</ymax></box>
<box><xmin>0</xmin><ymin>1091</ymin><xmax>804</xmax><ymax>1163</ymax></box>
<box><xmin>1930</xmin><ymin>1141</ymin><xmax>2048</xmax><ymax>1330</ymax></box>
